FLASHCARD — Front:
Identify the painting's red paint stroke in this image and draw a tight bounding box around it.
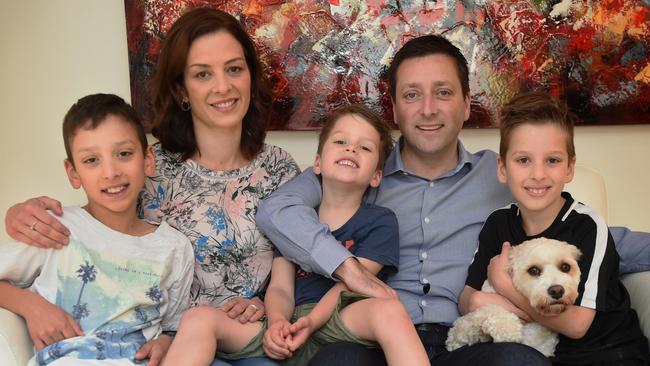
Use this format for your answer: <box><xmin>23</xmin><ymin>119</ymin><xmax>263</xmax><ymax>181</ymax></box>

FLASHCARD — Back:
<box><xmin>126</xmin><ymin>0</ymin><xmax>650</xmax><ymax>130</ymax></box>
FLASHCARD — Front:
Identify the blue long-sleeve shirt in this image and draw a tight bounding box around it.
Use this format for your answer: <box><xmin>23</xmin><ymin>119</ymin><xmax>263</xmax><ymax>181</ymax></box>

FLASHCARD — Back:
<box><xmin>256</xmin><ymin>138</ymin><xmax>650</xmax><ymax>325</ymax></box>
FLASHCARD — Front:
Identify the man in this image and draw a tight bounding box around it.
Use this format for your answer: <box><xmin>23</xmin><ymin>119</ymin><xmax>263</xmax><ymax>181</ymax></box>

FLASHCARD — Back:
<box><xmin>255</xmin><ymin>35</ymin><xmax>650</xmax><ymax>365</ymax></box>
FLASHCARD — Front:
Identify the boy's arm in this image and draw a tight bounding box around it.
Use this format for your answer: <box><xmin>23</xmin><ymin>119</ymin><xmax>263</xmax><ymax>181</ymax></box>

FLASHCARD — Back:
<box><xmin>459</xmin><ymin>212</ymin><xmax>531</xmax><ymax>321</ymax></box>
<box><xmin>458</xmin><ymin>285</ymin><xmax>532</xmax><ymax>322</ymax></box>
<box><xmin>263</xmin><ymin>257</ymin><xmax>297</xmax><ymax>360</ymax></box>
<box><xmin>132</xmin><ymin>334</ymin><xmax>172</xmax><ymax>366</ymax></box>
<box><xmin>0</xmin><ymin>241</ymin><xmax>83</xmax><ymax>350</ymax></box>
<box><xmin>288</xmin><ymin>257</ymin><xmax>383</xmax><ymax>350</ymax></box>
<box><xmin>488</xmin><ymin>243</ymin><xmax>595</xmax><ymax>338</ymax></box>
<box><xmin>0</xmin><ymin>281</ymin><xmax>83</xmax><ymax>350</ymax></box>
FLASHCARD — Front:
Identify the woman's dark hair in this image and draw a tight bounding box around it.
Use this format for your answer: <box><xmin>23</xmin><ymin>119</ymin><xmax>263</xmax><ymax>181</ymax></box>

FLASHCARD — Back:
<box><xmin>148</xmin><ymin>7</ymin><xmax>270</xmax><ymax>161</ymax></box>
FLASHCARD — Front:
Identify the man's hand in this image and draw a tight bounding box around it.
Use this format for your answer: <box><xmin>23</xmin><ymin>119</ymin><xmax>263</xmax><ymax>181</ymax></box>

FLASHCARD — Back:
<box><xmin>23</xmin><ymin>297</ymin><xmax>83</xmax><ymax>351</ymax></box>
<box><xmin>220</xmin><ymin>296</ymin><xmax>265</xmax><ymax>323</ymax></box>
<box><xmin>135</xmin><ymin>334</ymin><xmax>172</xmax><ymax>366</ymax></box>
<box><xmin>5</xmin><ymin>196</ymin><xmax>69</xmax><ymax>248</ymax></box>
<box><xmin>263</xmin><ymin>319</ymin><xmax>293</xmax><ymax>360</ymax></box>
<box><xmin>333</xmin><ymin>258</ymin><xmax>397</xmax><ymax>299</ymax></box>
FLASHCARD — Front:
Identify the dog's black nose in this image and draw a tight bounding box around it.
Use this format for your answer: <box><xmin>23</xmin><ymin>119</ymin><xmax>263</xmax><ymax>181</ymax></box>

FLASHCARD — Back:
<box><xmin>548</xmin><ymin>285</ymin><xmax>565</xmax><ymax>299</ymax></box>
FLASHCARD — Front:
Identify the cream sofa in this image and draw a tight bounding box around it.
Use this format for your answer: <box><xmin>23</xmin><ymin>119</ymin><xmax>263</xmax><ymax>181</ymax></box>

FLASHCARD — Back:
<box><xmin>1</xmin><ymin>166</ymin><xmax>649</xmax><ymax>365</ymax></box>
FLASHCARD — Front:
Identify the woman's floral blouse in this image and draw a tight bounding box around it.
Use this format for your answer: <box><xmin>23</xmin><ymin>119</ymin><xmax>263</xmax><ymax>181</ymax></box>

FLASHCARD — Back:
<box><xmin>140</xmin><ymin>142</ymin><xmax>300</xmax><ymax>307</ymax></box>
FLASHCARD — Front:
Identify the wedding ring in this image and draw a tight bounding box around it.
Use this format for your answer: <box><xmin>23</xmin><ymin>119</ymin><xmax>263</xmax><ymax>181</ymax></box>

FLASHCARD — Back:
<box><xmin>248</xmin><ymin>304</ymin><xmax>259</xmax><ymax>311</ymax></box>
<box><xmin>29</xmin><ymin>221</ymin><xmax>38</xmax><ymax>231</ymax></box>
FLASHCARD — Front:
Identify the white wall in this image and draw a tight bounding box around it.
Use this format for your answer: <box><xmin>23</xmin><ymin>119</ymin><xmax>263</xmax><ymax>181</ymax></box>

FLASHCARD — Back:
<box><xmin>1</xmin><ymin>1</ymin><xmax>649</xmax><ymax>241</ymax></box>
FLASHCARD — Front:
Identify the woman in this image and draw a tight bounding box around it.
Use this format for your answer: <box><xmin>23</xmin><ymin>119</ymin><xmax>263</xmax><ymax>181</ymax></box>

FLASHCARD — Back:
<box><xmin>6</xmin><ymin>7</ymin><xmax>298</xmax><ymax>366</ymax></box>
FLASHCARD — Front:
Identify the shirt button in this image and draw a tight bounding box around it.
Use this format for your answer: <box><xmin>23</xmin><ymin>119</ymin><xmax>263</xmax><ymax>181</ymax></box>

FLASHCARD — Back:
<box><xmin>422</xmin><ymin>278</ymin><xmax>429</xmax><ymax>284</ymax></box>
<box><xmin>403</xmin><ymin>172</ymin><xmax>408</xmax><ymax>176</ymax></box>
<box><xmin>421</xmin><ymin>252</ymin><xmax>428</xmax><ymax>259</ymax></box>
<box><xmin>424</xmin><ymin>217</ymin><xmax>430</xmax><ymax>224</ymax></box>
<box><xmin>421</xmin><ymin>299</ymin><xmax>427</xmax><ymax>306</ymax></box>
<box><xmin>429</xmin><ymin>182</ymin><xmax>434</xmax><ymax>187</ymax></box>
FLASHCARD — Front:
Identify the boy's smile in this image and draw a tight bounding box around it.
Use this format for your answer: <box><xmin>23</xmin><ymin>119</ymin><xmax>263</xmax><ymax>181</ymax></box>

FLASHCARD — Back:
<box><xmin>64</xmin><ymin>115</ymin><xmax>155</xmax><ymax>226</ymax></box>
<box><xmin>497</xmin><ymin>123</ymin><xmax>575</xmax><ymax>234</ymax></box>
<box><xmin>314</xmin><ymin>114</ymin><xmax>382</xmax><ymax>190</ymax></box>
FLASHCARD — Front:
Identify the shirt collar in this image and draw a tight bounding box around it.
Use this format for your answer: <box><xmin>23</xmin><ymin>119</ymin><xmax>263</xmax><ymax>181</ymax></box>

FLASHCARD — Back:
<box><xmin>383</xmin><ymin>137</ymin><xmax>475</xmax><ymax>179</ymax></box>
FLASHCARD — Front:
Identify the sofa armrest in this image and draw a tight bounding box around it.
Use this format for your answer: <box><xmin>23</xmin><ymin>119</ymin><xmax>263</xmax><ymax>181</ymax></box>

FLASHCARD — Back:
<box><xmin>621</xmin><ymin>271</ymin><xmax>650</xmax><ymax>348</ymax></box>
<box><xmin>0</xmin><ymin>308</ymin><xmax>33</xmax><ymax>366</ymax></box>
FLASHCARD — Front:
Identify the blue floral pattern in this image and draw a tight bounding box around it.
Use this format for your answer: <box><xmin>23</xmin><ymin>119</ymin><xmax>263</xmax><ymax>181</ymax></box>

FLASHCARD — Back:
<box><xmin>140</xmin><ymin>143</ymin><xmax>300</xmax><ymax>307</ymax></box>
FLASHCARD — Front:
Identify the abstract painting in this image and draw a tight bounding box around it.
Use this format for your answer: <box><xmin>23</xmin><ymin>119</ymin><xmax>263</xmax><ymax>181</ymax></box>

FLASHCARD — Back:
<box><xmin>125</xmin><ymin>0</ymin><xmax>650</xmax><ymax>130</ymax></box>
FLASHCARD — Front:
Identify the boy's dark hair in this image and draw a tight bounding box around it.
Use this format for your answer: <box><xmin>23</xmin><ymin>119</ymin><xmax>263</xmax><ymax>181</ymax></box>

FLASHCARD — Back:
<box><xmin>149</xmin><ymin>7</ymin><xmax>270</xmax><ymax>161</ymax></box>
<box><xmin>499</xmin><ymin>91</ymin><xmax>576</xmax><ymax>160</ymax></box>
<box><xmin>317</xmin><ymin>104</ymin><xmax>393</xmax><ymax>170</ymax></box>
<box><xmin>386</xmin><ymin>35</ymin><xmax>470</xmax><ymax>100</ymax></box>
<box><xmin>63</xmin><ymin>93</ymin><xmax>147</xmax><ymax>165</ymax></box>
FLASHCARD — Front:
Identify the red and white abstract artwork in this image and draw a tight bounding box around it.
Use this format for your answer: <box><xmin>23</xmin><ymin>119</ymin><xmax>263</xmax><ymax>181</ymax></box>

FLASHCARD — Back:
<box><xmin>126</xmin><ymin>0</ymin><xmax>650</xmax><ymax>130</ymax></box>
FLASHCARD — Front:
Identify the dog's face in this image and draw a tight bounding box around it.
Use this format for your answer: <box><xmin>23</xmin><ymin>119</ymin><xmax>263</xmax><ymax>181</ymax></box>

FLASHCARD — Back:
<box><xmin>509</xmin><ymin>238</ymin><xmax>581</xmax><ymax>315</ymax></box>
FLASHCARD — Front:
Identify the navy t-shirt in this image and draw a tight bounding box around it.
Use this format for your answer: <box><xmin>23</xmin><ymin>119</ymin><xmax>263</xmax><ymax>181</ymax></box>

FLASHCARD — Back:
<box><xmin>277</xmin><ymin>203</ymin><xmax>399</xmax><ymax>306</ymax></box>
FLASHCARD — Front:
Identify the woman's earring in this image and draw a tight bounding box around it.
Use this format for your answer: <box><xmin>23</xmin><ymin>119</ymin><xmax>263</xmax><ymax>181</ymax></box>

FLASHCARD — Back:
<box><xmin>181</xmin><ymin>98</ymin><xmax>191</xmax><ymax>111</ymax></box>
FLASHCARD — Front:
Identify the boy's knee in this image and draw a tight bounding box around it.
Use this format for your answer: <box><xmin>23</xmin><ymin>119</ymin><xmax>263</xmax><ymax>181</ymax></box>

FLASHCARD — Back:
<box><xmin>373</xmin><ymin>298</ymin><xmax>409</xmax><ymax>321</ymax></box>
<box><xmin>180</xmin><ymin>306</ymin><xmax>222</xmax><ymax>324</ymax></box>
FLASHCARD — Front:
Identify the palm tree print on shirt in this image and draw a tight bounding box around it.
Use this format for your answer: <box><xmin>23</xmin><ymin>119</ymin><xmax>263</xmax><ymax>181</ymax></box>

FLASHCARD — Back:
<box><xmin>73</xmin><ymin>261</ymin><xmax>97</xmax><ymax>321</ymax></box>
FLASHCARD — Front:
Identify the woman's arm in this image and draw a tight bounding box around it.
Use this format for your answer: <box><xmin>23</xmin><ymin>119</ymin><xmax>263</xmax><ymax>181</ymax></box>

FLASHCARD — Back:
<box><xmin>5</xmin><ymin>197</ymin><xmax>69</xmax><ymax>248</ymax></box>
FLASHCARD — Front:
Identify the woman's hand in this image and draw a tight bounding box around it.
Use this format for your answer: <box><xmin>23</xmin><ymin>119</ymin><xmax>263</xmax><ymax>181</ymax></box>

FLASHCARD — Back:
<box><xmin>5</xmin><ymin>196</ymin><xmax>69</xmax><ymax>248</ymax></box>
<box><xmin>220</xmin><ymin>296</ymin><xmax>265</xmax><ymax>323</ymax></box>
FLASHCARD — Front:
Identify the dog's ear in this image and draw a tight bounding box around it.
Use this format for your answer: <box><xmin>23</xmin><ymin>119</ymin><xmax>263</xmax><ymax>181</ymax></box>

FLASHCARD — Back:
<box><xmin>568</xmin><ymin>244</ymin><xmax>582</xmax><ymax>261</ymax></box>
<box><xmin>507</xmin><ymin>245</ymin><xmax>517</xmax><ymax>277</ymax></box>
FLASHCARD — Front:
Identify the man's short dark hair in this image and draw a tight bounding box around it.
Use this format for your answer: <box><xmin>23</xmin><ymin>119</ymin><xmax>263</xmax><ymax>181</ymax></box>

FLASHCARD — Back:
<box><xmin>387</xmin><ymin>35</ymin><xmax>469</xmax><ymax>99</ymax></box>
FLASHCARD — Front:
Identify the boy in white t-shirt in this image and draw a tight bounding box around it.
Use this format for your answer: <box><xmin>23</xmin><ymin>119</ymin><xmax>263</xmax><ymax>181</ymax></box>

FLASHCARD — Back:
<box><xmin>0</xmin><ymin>94</ymin><xmax>194</xmax><ymax>365</ymax></box>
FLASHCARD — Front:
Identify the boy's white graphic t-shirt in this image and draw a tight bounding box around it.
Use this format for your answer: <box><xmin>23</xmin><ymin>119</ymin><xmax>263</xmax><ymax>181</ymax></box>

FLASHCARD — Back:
<box><xmin>0</xmin><ymin>206</ymin><xmax>194</xmax><ymax>365</ymax></box>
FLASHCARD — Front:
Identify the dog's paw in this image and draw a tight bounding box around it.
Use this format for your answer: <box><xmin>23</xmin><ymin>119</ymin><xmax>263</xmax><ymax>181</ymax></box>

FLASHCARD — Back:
<box><xmin>446</xmin><ymin>313</ymin><xmax>490</xmax><ymax>351</ymax></box>
<box><xmin>481</xmin><ymin>306</ymin><xmax>523</xmax><ymax>343</ymax></box>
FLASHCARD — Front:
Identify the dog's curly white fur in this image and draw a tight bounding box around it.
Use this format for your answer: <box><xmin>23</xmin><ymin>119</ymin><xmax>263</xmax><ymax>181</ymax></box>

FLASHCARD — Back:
<box><xmin>446</xmin><ymin>238</ymin><xmax>581</xmax><ymax>356</ymax></box>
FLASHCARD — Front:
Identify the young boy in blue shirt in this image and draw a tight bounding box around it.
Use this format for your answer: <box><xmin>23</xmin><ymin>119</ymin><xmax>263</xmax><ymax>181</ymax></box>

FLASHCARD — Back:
<box><xmin>162</xmin><ymin>104</ymin><xmax>429</xmax><ymax>366</ymax></box>
<box><xmin>0</xmin><ymin>94</ymin><xmax>194</xmax><ymax>365</ymax></box>
<box><xmin>460</xmin><ymin>92</ymin><xmax>650</xmax><ymax>365</ymax></box>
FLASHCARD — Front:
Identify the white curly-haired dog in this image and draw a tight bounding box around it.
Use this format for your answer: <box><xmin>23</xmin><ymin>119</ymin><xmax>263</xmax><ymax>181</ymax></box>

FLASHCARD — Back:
<box><xmin>446</xmin><ymin>237</ymin><xmax>582</xmax><ymax>356</ymax></box>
